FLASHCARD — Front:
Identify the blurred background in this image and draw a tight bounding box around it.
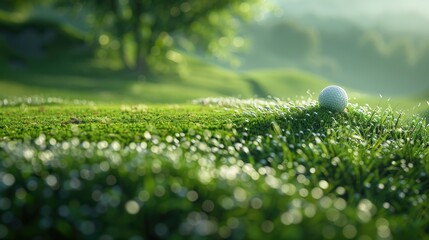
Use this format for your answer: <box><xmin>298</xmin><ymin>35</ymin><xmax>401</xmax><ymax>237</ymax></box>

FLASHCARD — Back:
<box><xmin>0</xmin><ymin>0</ymin><xmax>428</xmax><ymax>114</ymax></box>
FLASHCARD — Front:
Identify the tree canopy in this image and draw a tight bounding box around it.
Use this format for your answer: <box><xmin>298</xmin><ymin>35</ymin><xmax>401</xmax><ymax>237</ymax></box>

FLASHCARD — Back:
<box><xmin>0</xmin><ymin>0</ymin><xmax>260</xmax><ymax>76</ymax></box>
<box><xmin>68</xmin><ymin>0</ymin><xmax>259</xmax><ymax>76</ymax></box>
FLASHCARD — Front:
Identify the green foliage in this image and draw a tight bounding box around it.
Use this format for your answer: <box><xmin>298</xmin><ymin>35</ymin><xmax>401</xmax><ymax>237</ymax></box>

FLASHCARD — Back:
<box><xmin>1</xmin><ymin>0</ymin><xmax>260</xmax><ymax>74</ymax></box>
<box><xmin>68</xmin><ymin>0</ymin><xmax>260</xmax><ymax>73</ymax></box>
<box><xmin>0</xmin><ymin>97</ymin><xmax>428</xmax><ymax>239</ymax></box>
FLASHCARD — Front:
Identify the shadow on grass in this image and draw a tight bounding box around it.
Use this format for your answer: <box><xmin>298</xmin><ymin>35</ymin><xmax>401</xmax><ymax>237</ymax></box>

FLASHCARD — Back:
<box><xmin>0</xmin><ymin>56</ymin><xmax>139</xmax><ymax>96</ymax></box>
<box><xmin>0</xmin><ymin>55</ymin><xmax>252</xmax><ymax>102</ymax></box>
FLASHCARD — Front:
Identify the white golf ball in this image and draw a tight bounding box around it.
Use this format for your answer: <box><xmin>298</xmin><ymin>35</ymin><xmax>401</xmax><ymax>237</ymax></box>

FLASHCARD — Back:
<box><xmin>318</xmin><ymin>85</ymin><xmax>348</xmax><ymax>112</ymax></box>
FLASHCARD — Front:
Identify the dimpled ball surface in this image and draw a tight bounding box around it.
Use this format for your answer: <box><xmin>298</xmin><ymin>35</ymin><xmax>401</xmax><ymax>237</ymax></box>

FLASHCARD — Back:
<box><xmin>318</xmin><ymin>85</ymin><xmax>348</xmax><ymax>112</ymax></box>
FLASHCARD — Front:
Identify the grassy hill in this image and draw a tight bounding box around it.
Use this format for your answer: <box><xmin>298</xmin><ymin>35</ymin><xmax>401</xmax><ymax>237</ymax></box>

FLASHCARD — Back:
<box><xmin>0</xmin><ymin>97</ymin><xmax>428</xmax><ymax>239</ymax></box>
<box><xmin>1</xmin><ymin>55</ymin><xmax>427</xmax><ymax>114</ymax></box>
<box><xmin>235</xmin><ymin>16</ymin><xmax>429</xmax><ymax>97</ymax></box>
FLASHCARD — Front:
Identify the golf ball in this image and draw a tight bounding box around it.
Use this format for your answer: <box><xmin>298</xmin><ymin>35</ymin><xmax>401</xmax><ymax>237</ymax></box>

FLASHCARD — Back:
<box><xmin>318</xmin><ymin>85</ymin><xmax>348</xmax><ymax>112</ymax></box>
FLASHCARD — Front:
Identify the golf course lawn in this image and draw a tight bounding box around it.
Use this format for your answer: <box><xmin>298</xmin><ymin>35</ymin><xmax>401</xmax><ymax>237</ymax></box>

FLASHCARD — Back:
<box><xmin>0</xmin><ymin>97</ymin><xmax>428</xmax><ymax>239</ymax></box>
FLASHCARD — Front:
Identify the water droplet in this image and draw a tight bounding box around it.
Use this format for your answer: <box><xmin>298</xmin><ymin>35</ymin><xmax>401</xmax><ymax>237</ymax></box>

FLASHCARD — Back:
<box><xmin>319</xmin><ymin>180</ymin><xmax>329</xmax><ymax>189</ymax></box>
<box><xmin>80</xmin><ymin>220</ymin><xmax>95</xmax><ymax>235</ymax></box>
<box><xmin>343</xmin><ymin>224</ymin><xmax>357</xmax><ymax>239</ymax></box>
<box><xmin>2</xmin><ymin>174</ymin><xmax>15</xmax><ymax>186</ymax></box>
<box><xmin>261</xmin><ymin>220</ymin><xmax>274</xmax><ymax>233</ymax></box>
<box><xmin>125</xmin><ymin>200</ymin><xmax>140</xmax><ymax>215</ymax></box>
<box><xmin>45</xmin><ymin>175</ymin><xmax>58</xmax><ymax>188</ymax></box>
<box><xmin>187</xmin><ymin>190</ymin><xmax>198</xmax><ymax>202</ymax></box>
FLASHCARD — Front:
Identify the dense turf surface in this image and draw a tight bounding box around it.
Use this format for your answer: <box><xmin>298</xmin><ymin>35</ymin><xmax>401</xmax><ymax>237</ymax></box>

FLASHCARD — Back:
<box><xmin>0</xmin><ymin>97</ymin><xmax>428</xmax><ymax>239</ymax></box>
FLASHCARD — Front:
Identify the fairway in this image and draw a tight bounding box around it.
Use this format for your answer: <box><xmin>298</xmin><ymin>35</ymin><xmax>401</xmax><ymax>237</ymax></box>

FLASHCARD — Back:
<box><xmin>1</xmin><ymin>97</ymin><xmax>428</xmax><ymax>239</ymax></box>
<box><xmin>1</xmin><ymin>57</ymin><xmax>426</xmax><ymax>113</ymax></box>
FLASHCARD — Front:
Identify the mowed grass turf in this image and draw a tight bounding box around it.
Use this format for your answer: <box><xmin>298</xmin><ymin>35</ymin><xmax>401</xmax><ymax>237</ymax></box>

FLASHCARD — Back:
<box><xmin>1</xmin><ymin>56</ymin><xmax>427</xmax><ymax>114</ymax></box>
<box><xmin>0</xmin><ymin>97</ymin><xmax>428</xmax><ymax>239</ymax></box>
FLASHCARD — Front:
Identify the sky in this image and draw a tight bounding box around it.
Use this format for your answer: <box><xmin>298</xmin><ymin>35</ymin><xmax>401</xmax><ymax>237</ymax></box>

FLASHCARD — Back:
<box><xmin>272</xmin><ymin>0</ymin><xmax>429</xmax><ymax>18</ymax></box>
<box><xmin>270</xmin><ymin>0</ymin><xmax>429</xmax><ymax>33</ymax></box>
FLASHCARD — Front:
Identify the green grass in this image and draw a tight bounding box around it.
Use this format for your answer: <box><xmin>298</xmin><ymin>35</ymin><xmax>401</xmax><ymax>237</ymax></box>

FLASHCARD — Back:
<box><xmin>1</xmin><ymin>55</ymin><xmax>427</xmax><ymax>113</ymax></box>
<box><xmin>245</xmin><ymin>69</ymin><xmax>331</xmax><ymax>98</ymax></box>
<box><xmin>0</xmin><ymin>97</ymin><xmax>428</xmax><ymax>239</ymax></box>
<box><xmin>0</xmin><ymin>55</ymin><xmax>254</xmax><ymax>103</ymax></box>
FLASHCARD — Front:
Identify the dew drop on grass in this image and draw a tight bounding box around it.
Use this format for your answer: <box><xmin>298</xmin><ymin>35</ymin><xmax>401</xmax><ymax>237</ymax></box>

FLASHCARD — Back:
<box><xmin>202</xmin><ymin>200</ymin><xmax>215</xmax><ymax>212</ymax></box>
<box><xmin>2</xmin><ymin>173</ymin><xmax>15</xmax><ymax>186</ymax></box>
<box><xmin>23</xmin><ymin>148</ymin><xmax>35</xmax><ymax>160</ymax></box>
<box><xmin>281</xmin><ymin>209</ymin><xmax>303</xmax><ymax>225</ymax></box>
<box><xmin>319</xmin><ymin>180</ymin><xmax>329</xmax><ymax>189</ymax></box>
<box><xmin>138</xmin><ymin>190</ymin><xmax>150</xmax><ymax>202</ymax></box>
<box><xmin>106</xmin><ymin>175</ymin><xmax>117</xmax><ymax>186</ymax></box>
<box><xmin>111</xmin><ymin>141</ymin><xmax>121</xmax><ymax>151</ymax></box>
<box><xmin>342</xmin><ymin>224</ymin><xmax>357</xmax><ymax>239</ymax></box>
<box><xmin>71</xmin><ymin>137</ymin><xmax>80</xmax><ymax>146</ymax></box>
<box><xmin>80</xmin><ymin>220</ymin><xmax>95</xmax><ymax>235</ymax></box>
<box><xmin>376</xmin><ymin>218</ymin><xmax>391</xmax><ymax>238</ymax></box>
<box><xmin>250</xmin><ymin>198</ymin><xmax>263</xmax><ymax>209</ymax></box>
<box><xmin>125</xmin><ymin>200</ymin><xmax>140</xmax><ymax>215</ymax></box>
<box><xmin>261</xmin><ymin>220</ymin><xmax>274</xmax><ymax>233</ymax></box>
<box><xmin>320</xmin><ymin>197</ymin><xmax>333</xmax><ymax>209</ymax></box>
<box><xmin>233</xmin><ymin>188</ymin><xmax>247</xmax><ymax>202</ymax></box>
<box><xmin>91</xmin><ymin>190</ymin><xmax>102</xmax><ymax>202</ymax></box>
<box><xmin>69</xmin><ymin>178</ymin><xmax>81</xmax><ymax>190</ymax></box>
<box><xmin>154</xmin><ymin>186</ymin><xmax>166</xmax><ymax>198</ymax></box>
<box><xmin>45</xmin><ymin>175</ymin><xmax>58</xmax><ymax>188</ymax></box>
<box><xmin>187</xmin><ymin>190</ymin><xmax>198</xmax><ymax>202</ymax></box>
<box><xmin>311</xmin><ymin>188</ymin><xmax>323</xmax><ymax>200</ymax></box>
<box><xmin>35</xmin><ymin>134</ymin><xmax>46</xmax><ymax>146</ymax></box>
<box><xmin>220</xmin><ymin>197</ymin><xmax>234</xmax><ymax>210</ymax></box>
<box><xmin>334</xmin><ymin>198</ymin><xmax>347</xmax><ymax>211</ymax></box>
<box><xmin>296</xmin><ymin>165</ymin><xmax>306</xmax><ymax>174</ymax></box>
<box><xmin>299</xmin><ymin>188</ymin><xmax>309</xmax><ymax>197</ymax></box>
<box><xmin>97</xmin><ymin>141</ymin><xmax>108</xmax><ymax>150</ymax></box>
<box><xmin>322</xmin><ymin>225</ymin><xmax>336</xmax><ymax>239</ymax></box>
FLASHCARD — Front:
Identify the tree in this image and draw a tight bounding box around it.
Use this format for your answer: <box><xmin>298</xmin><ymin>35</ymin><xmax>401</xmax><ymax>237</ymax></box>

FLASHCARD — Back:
<box><xmin>70</xmin><ymin>0</ymin><xmax>259</xmax><ymax>76</ymax></box>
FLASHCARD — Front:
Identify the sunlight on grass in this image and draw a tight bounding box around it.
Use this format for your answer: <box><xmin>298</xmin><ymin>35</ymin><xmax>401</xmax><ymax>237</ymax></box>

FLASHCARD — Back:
<box><xmin>0</xmin><ymin>96</ymin><xmax>428</xmax><ymax>239</ymax></box>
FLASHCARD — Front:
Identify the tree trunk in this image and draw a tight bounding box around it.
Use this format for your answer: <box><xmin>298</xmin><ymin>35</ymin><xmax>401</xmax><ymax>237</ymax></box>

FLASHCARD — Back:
<box><xmin>112</xmin><ymin>0</ymin><xmax>131</xmax><ymax>70</ymax></box>
<box><xmin>118</xmin><ymin>38</ymin><xmax>131</xmax><ymax>70</ymax></box>
<box><xmin>139</xmin><ymin>55</ymin><xmax>151</xmax><ymax>78</ymax></box>
<box><xmin>132</xmin><ymin>0</ymin><xmax>150</xmax><ymax>76</ymax></box>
